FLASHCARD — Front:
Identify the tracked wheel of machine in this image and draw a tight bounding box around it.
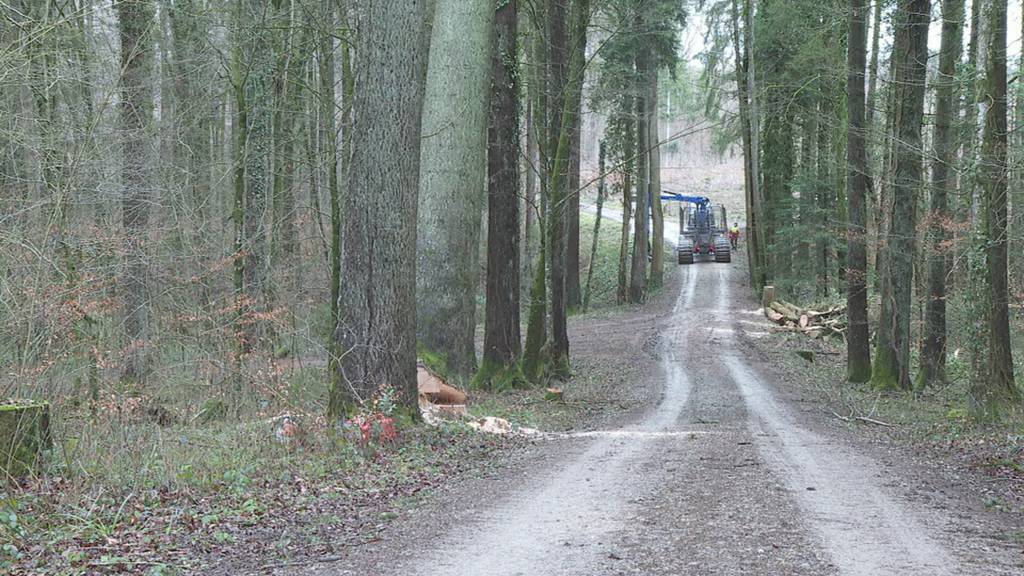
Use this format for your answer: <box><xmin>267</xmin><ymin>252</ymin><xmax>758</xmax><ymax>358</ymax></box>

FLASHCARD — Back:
<box><xmin>714</xmin><ymin>238</ymin><xmax>731</xmax><ymax>263</ymax></box>
<box><xmin>677</xmin><ymin>238</ymin><xmax>694</xmax><ymax>265</ymax></box>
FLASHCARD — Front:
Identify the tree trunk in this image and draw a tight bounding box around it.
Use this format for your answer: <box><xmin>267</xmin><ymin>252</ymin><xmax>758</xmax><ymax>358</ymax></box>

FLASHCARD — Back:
<box><xmin>629</xmin><ymin>44</ymin><xmax>650</xmax><ymax>304</ymax></box>
<box><xmin>330</xmin><ymin>0</ymin><xmax>435</xmax><ymax>417</ymax></box>
<box><xmin>649</xmin><ymin>69</ymin><xmax>664</xmax><ymax>289</ymax></box>
<box><xmin>731</xmin><ymin>0</ymin><xmax>764</xmax><ymax>290</ymax></box>
<box><xmin>543</xmin><ymin>0</ymin><xmax>584</xmax><ymax>376</ymax></box>
<box><xmin>523</xmin><ymin>97</ymin><xmax>539</xmax><ymax>297</ymax></box>
<box><xmin>117</xmin><ymin>0</ymin><xmax>155</xmax><ymax>384</ymax></box>
<box><xmin>565</xmin><ymin>9</ymin><xmax>586</xmax><ymax>311</ymax></box>
<box><xmin>865</xmin><ymin>0</ymin><xmax>883</xmax><ymax>127</ymax></box>
<box><xmin>584</xmin><ymin>140</ymin><xmax>607</xmax><ymax>311</ymax></box>
<box><xmin>846</xmin><ymin>0</ymin><xmax>872</xmax><ymax>383</ymax></box>
<box><xmin>972</xmin><ymin>0</ymin><xmax>1019</xmax><ymax>413</ymax></box>
<box><xmin>239</xmin><ymin>0</ymin><xmax>273</xmax><ymax>352</ymax></box>
<box><xmin>416</xmin><ymin>0</ymin><xmax>495</xmax><ymax>381</ymax></box>
<box><xmin>480</xmin><ymin>0</ymin><xmax>522</xmax><ymax>389</ymax></box>
<box><xmin>919</xmin><ymin>0</ymin><xmax>964</xmax><ymax>389</ymax></box>
<box><xmin>318</xmin><ymin>0</ymin><xmax>342</xmax><ymax>340</ymax></box>
<box><xmin>871</xmin><ymin>0</ymin><xmax>930</xmax><ymax>392</ymax></box>
<box><xmin>617</xmin><ymin>117</ymin><xmax>634</xmax><ymax>304</ymax></box>
<box><xmin>744</xmin><ymin>0</ymin><xmax>766</xmax><ymax>285</ymax></box>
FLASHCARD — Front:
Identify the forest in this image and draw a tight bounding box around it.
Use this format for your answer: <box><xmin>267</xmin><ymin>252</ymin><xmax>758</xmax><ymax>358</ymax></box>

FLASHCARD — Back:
<box><xmin>1</xmin><ymin>0</ymin><xmax>1023</xmax><ymax>573</ymax></box>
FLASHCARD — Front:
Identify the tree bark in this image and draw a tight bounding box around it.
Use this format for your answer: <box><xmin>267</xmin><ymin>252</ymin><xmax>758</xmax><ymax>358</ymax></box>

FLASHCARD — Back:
<box><xmin>649</xmin><ymin>69</ymin><xmax>664</xmax><ymax>289</ymax></box>
<box><xmin>314</xmin><ymin>0</ymin><xmax>340</xmax><ymax>327</ymax></box>
<box><xmin>565</xmin><ymin>8</ymin><xmax>586</xmax><ymax>311</ymax></box>
<box><xmin>730</xmin><ymin>0</ymin><xmax>764</xmax><ymax>290</ymax></box>
<box><xmin>972</xmin><ymin>0</ymin><xmax>1019</xmax><ymax>412</ymax></box>
<box><xmin>584</xmin><ymin>140</ymin><xmax>607</xmax><ymax>311</ymax></box>
<box><xmin>416</xmin><ymin>0</ymin><xmax>495</xmax><ymax>381</ymax></box>
<box><xmin>629</xmin><ymin>42</ymin><xmax>651</xmax><ymax>304</ymax></box>
<box><xmin>744</xmin><ymin>0</ymin><xmax>765</xmax><ymax>285</ymax></box>
<box><xmin>846</xmin><ymin>0</ymin><xmax>871</xmax><ymax>383</ymax></box>
<box><xmin>919</xmin><ymin>0</ymin><xmax>964</xmax><ymax>389</ymax></box>
<box><xmin>330</xmin><ymin>0</ymin><xmax>435</xmax><ymax>417</ymax></box>
<box><xmin>480</xmin><ymin>0</ymin><xmax>523</xmax><ymax>388</ymax></box>
<box><xmin>871</xmin><ymin>0</ymin><xmax>930</xmax><ymax>392</ymax></box>
<box><xmin>117</xmin><ymin>0</ymin><xmax>155</xmax><ymax>383</ymax></box>
<box><xmin>237</xmin><ymin>0</ymin><xmax>274</xmax><ymax>352</ymax></box>
<box><xmin>617</xmin><ymin>117</ymin><xmax>634</xmax><ymax>305</ymax></box>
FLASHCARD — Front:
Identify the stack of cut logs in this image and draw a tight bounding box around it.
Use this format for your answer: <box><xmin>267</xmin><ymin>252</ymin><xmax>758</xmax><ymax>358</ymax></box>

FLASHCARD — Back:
<box><xmin>761</xmin><ymin>286</ymin><xmax>846</xmax><ymax>339</ymax></box>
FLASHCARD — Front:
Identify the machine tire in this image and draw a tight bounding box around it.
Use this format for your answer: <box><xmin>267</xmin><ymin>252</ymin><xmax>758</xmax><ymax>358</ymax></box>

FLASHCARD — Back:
<box><xmin>714</xmin><ymin>240</ymin><xmax>731</xmax><ymax>263</ymax></box>
<box><xmin>678</xmin><ymin>239</ymin><xmax>695</xmax><ymax>265</ymax></box>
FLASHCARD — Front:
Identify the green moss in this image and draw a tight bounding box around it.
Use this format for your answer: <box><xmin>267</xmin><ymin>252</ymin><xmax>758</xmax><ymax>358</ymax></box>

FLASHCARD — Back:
<box><xmin>870</xmin><ymin>345</ymin><xmax>900</xmax><ymax>391</ymax></box>
<box><xmin>472</xmin><ymin>357</ymin><xmax>528</xmax><ymax>392</ymax></box>
<box><xmin>847</xmin><ymin>356</ymin><xmax>872</xmax><ymax>384</ymax></box>
<box><xmin>1</xmin><ymin>402</ymin><xmax>51</xmax><ymax>479</ymax></box>
<box><xmin>416</xmin><ymin>344</ymin><xmax>450</xmax><ymax>381</ymax></box>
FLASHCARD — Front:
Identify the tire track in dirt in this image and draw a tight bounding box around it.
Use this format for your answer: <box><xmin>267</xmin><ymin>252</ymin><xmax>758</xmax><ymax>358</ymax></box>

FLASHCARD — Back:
<box><xmin>393</xmin><ymin>267</ymin><xmax>703</xmax><ymax>576</ymax></box>
<box><xmin>713</xmin><ymin>261</ymin><xmax>960</xmax><ymax>575</ymax></box>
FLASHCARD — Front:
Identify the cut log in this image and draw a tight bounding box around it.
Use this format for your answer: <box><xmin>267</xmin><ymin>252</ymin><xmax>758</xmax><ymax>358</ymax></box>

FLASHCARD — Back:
<box><xmin>777</xmin><ymin>300</ymin><xmax>804</xmax><ymax>316</ymax></box>
<box><xmin>434</xmin><ymin>383</ymin><xmax>467</xmax><ymax>405</ymax></box>
<box><xmin>770</xmin><ymin>302</ymin><xmax>800</xmax><ymax>323</ymax></box>
<box><xmin>798</xmin><ymin>315</ymin><xmax>810</xmax><ymax>328</ymax></box>
<box><xmin>767</xmin><ymin>310</ymin><xmax>786</xmax><ymax>324</ymax></box>
<box><xmin>1</xmin><ymin>401</ymin><xmax>51</xmax><ymax>479</ymax></box>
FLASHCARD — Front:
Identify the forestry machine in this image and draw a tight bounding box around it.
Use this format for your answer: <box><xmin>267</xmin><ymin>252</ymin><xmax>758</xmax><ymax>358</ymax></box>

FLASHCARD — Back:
<box><xmin>661</xmin><ymin>193</ymin><xmax>731</xmax><ymax>265</ymax></box>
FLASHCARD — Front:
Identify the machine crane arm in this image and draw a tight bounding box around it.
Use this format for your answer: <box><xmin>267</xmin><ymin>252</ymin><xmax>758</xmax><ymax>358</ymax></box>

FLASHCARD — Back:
<box><xmin>659</xmin><ymin>192</ymin><xmax>710</xmax><ymax>208</ymax></box>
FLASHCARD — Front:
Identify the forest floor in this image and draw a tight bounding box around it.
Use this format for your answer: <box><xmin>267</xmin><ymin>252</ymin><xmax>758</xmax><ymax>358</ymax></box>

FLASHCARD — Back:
<box><xmin>273</xmin><ymin>251</ymin><xmax>1024</xmax><ymax>576</ymax></box>
<box><xmin>6</xmin><ymin>219</ymin><xmax>1024</xmax><ymax>575</ymax></box>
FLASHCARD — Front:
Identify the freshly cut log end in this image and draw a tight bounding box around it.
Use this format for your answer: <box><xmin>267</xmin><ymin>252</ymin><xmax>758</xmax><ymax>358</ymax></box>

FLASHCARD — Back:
<box><xmin>1</xmin><ymin>401</ymin><xmax>51</xmax><ymax>479</ymax></box>
<box><xmin>762</xmin><ymin>286</ymin><xmax>776</xmax><ymax>311</ymax></box>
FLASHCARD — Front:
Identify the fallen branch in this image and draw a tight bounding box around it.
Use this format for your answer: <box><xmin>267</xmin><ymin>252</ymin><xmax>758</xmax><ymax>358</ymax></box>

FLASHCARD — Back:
<box><xmin>829</xmin><ymin>410</ymin><xmax>895</xmax><ymax>428</ymax></box>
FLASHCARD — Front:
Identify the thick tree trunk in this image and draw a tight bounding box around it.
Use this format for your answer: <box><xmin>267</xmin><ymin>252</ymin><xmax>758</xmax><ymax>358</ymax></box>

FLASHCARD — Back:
<box><xmin>920</xmin><ymin>0</ymin><xmax>964</xmax><ymax>389</ymax></box>
<box><xmin>565</xmin><ymin>11</ymin><xmax>586</xmax><ymax>311</ymax></box>
<box><xmin>235</xmin><ymin>0</ymin><xmax>274</xmax><ymax>352</ymax></box>
<box><xmin>117</xmin><ymin>0</ymin><xmax>155</xmax><ymax>383</ymax></box>
<box><xmin>744</xmin><ymin>0</ymin><xmax>765</xmax><ymax>285</ymax></box>
<box><xmin>330</xmin><ymin>0</ymin><xmax>434</xmax><ymax>417</ymax></box>
<box><xmin>479</xmin><ymin>0</ymin><xmax>522</xmax><ymax>389</ymax></box>
<box><xmin>972</xmin><ymin>0</ymin><xmax>1018</xmax><ymax>412</ymax></box>
<box><xmin>649</xmin><ymin>69</ymin><xmax>664</xmax><ymax>290</ymax></box>
<box><xmin>846</xmin><ymin>0</ymin><xmax>871</xmax><ymax>383</ymax></box>
<box><xmin>871</xmin><ymin>0</ymin><xmax>930</xmax><ymax>392</ymax></box>
<box><xmin>544</xmin><ymin>0</ymin><xmax>587</xmax><ymax>375</ymax></box>
<box><xmin>416</xmin><ymin>0</ymin><xmax>495</xmax><ymax>381</ymax></box>
<box><xmin>730</xmin><ymin>0</ymin><xmax>763</xmax><ymax>290</ymax></box>
<box><xmin>629</xmin><ymin>46</ymin><xmax>650</xmax><ymax>304</ymax></box>
<box><xmin>617</xmin><ymin>117</ymin><xmax>634</xmax><ymax>304</ymax></box>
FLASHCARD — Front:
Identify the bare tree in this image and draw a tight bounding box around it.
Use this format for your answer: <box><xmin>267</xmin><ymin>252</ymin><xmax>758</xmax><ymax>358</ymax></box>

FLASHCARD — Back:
<box><xmin>117</xmin><ymin>0</ymin><xmax>155</xmax><ymax>383</ymax></box>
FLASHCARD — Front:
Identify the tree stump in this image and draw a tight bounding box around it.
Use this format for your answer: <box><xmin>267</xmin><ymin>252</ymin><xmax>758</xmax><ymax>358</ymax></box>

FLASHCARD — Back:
<box><xmin>762</xmin><ymin>285</ymin><xmax>776</xmax><ymax>312</ymax></box>
<box><xmin>544</xmin><ymin>387</ymin><xmax>564</xmax><ymax>402</ymax></box>
<box><xmin>1</xmin><ymin>401</ymin><xmax>51</xmax><ymax>479</ymax></box>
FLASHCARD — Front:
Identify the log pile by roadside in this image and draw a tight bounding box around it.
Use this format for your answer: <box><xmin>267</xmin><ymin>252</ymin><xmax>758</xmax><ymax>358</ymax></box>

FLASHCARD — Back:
<box><xmin>762</xmin><ymin>286</ymin><xmax>846</xmax><ymax>339</ymax></box>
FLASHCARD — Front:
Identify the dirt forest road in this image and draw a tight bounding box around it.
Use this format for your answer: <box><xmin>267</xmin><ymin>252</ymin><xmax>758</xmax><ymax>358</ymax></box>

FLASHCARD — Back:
<box><xmin>287</xmin><ymin>258</ymin><xmax>1023</xmax><ymax>576</ymax></box>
